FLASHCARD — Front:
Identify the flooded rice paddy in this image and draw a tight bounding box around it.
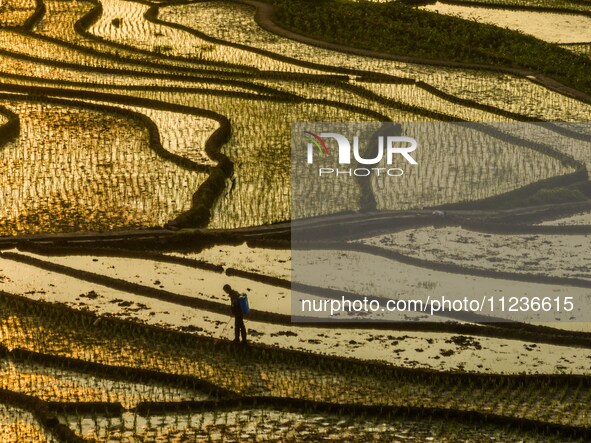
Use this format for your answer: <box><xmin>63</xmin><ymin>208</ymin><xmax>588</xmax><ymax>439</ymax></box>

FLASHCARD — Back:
<box><xmin>59</xmin><ymin>408</ymin><xmax>581</xmax><ymax>442</ymax></box>
<box><xmin>0</xmin><ymin>404</ymin><xmax>54</xmax><ymax>443</ymax></box>
<box><xmin>2</xmin><ymin>247</ymin><xmax>591</xmax><ymax>373</ymax></box>
<box><xmin>0</xmin><ymin>99</ymin><xmax>206</xmax><ymax>235</ymax></box>
<box><xmin>0</xmin><ymin>0</ymin><xmax>589</xmax><ymax>230</ymax></box>
<box><xmin>421</xmin><ymin>3</ymin><xmax>591</xmax><ymax>44</ymax></box>
<box><xmin>361</xmin><ymin>227</ymin><xmax>591</xmax><ymax>281</ymax></box>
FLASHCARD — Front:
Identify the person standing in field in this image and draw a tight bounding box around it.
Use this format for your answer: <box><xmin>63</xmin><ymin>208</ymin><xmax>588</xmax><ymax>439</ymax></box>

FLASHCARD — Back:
<box><xmin>223</xmin><ymin>284</ymin><xmax>247</xmax><ymax>344</ymax></box>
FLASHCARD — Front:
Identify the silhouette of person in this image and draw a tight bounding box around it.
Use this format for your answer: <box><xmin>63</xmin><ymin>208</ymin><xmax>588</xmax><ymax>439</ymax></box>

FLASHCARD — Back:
<box><xmin>223</xmin><ymin>284</ymin><xmax>247</xmax><ymax>344</ymax></box>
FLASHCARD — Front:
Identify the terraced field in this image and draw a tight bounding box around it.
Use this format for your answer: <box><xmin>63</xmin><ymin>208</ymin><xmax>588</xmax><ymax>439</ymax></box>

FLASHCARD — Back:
<box><xmin>421</xmin><ymin>3</ymin><xmax>591</xmax><ymax>43</ymax></box>
<box><xmin>419</xmin><ymin>0</ymin><xmax>591</xmax><ymax>59</ymax></box>
<box><xmin>1</xmin><ymin>0</ymin><xmax>591</xmax><ymax>441</ymax></box>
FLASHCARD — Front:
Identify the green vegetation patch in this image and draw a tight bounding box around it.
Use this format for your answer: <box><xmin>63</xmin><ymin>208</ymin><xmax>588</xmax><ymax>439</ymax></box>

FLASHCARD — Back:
<box><xmin>270</xmin><ymin>0</ymin><xmax>591</xmax><ymax>96</ymax></box>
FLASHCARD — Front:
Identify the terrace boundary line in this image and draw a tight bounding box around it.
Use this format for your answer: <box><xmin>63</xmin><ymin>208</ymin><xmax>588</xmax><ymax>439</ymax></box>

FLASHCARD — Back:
<box><xmin>0</xmin><ymin>93</ymin><xmax>211</xmax><ymax>172</ymax></box>
<box><xmin>4</xmin><ymin>292</ymin><xmax>591</xmax><ymax>387</ymax></box>
<box><xmin>7</xmin><ymin>248</ymin><xmax>591</xmax><ymax>348</ymax></box>
<box><xmin>152</xmin><ymin>0</ymin><xmax>591</xmax><ymax>127</ymax></box>
<box><xmin>132</xmin><ymin>396</ymin><xmax>591</xmax><ymax>441</ymax></box>
<box><xmin>7</xmin><ymin>346</ymin><xmax>236</xmax><ymax>398</ymax></box>
<box><xmin>0</xmin><ymin>388</ymin><xmax>84</xmax><ymax>443</ymax></box>
<box><xmin>239</xmin><ymin>0</ymin><xmax>591</xmax><ymax>105</ymax></box>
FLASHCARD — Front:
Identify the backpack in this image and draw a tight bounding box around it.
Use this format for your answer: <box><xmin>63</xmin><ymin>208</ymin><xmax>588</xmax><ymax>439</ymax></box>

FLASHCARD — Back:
<box><xmin>239</xmin><ymin>294</ymin><xmax>250</xmax><ymax>315</ymax></box>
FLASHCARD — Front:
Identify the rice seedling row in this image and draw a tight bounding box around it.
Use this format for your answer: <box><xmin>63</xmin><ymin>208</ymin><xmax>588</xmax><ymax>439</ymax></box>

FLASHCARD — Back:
<box><xmin>3</xmin><ymin>248</ymin><xmax>591</xmax><ymax>373</ymax></box>
<box><xmin>0</xmin><ymin>0</ymin><xmax>590</xmax><ymax>441</ymax></box>
<box><xmin>0</xmin><ymin>28</ymin><xmax>186</xmax><ymax>75</ymax></box>
<box><xmin>102</xmin><ymin>88</ymin><xmax>569</xmax><ymax>228</ymax></box>
<box><xmin>0</xmin><ymin>70</ymin><xmax>418</xmax><ymax>231</ymax></box>
<box><xmin>0</xmin><ymin>403</ymin><xmax>54</xmax><ymax>443</ymax></box>
<box><xmin>30</xmin><ymin>0</ymin><xmax>254</xmax><ymax>74</ymax></box>
<box><xmin>87</xmin><ymin>0</ymin><xmax>326</xmax><ymax>75</ymax></box>
<box><xmin>75</xmin><ymin>0</ymin><xmax>591</xmax><ymax>128</ymax></box>
<box><xmin>153</xmin><ymin>0</ymin><xmax>591</xmax><ymax>127</ymax></box>
<box><xmin>56</xmin><ymin>406</ymin><xmax>587</xmax><ymax>442</ymax></box>
<box><xmin>125</xmin><ymin>91</ymin><xmax>378</xmax><ymax>228</ymax></box>
<box><xmin>81</xmin><ymin>100</ymin><xmax>220</xmax><ymax>167</ymax></box>
<box><xmin>0</xmin><ymin>0</ymin><xmax>37</xmax><ymax>28</ymax></box>
<box><xmin>3</xmin><ymin>291</ymin><xmax>591</xmax><ymax>430</ymax></box>
<box><xmin>0</xmin><ymin>61</ymin><xmax>288</xmax><ymax>101</ymax></box>
<box><xmin>0</xmin><ymin>357</ymin><xmax>207</xmax><ymax>408</ymax></box>
<box><xmin>159</xmin><ymin>0</ymin><xmax>591</xmax><ymax>121</ymax></box>
<box><xmin>0</xmin><ymin>34</ymin><xmax>247</xmax><ymax>86</ymax></box>
<box><xmin>1</xmin><ymin>0</ymin><xmax>588</xmax><ymax>232</ymax></box>
<box><xmin>0</xmin><ymin>96</ymin><xmax>207</xmax><ymax>236</ymax></box>
<box><xmin>32</xmin><ymin>0</ymin><xmax>95</xmax><ymax>43</ymax></box>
